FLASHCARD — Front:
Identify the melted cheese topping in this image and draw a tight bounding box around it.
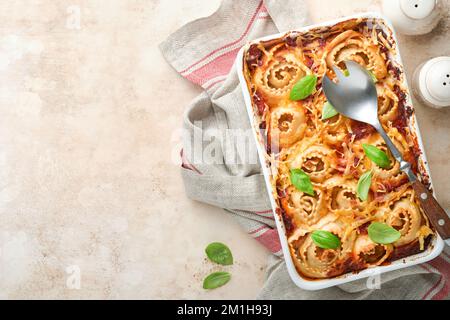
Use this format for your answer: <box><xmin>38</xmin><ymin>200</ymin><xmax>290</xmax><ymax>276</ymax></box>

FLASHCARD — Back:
<box><xmin>243</xmin><ymin>18</ymin><xmax>434</xmax><ymax>279</ymax></box>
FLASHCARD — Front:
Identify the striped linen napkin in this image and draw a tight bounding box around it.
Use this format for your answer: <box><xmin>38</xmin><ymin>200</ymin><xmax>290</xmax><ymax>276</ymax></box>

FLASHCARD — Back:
<box><xmin>160</xmin><ymin>0</ymin><xmax>449</xmax><ymax>299</ymax></box>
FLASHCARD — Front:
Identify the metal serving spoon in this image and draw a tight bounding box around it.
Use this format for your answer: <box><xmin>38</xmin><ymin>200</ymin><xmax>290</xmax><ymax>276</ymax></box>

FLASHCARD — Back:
<box><xmin>323</xmin><ymin>60</ymin><xmax>450</xmax><ymax>242</ymax></box>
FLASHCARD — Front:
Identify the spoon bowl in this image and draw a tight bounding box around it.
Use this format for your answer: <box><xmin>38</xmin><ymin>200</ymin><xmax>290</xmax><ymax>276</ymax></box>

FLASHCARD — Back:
<box><xmin>323</xmin><ymin>61</ymin><xmax>379</xmax><ymax>126</ymax></box>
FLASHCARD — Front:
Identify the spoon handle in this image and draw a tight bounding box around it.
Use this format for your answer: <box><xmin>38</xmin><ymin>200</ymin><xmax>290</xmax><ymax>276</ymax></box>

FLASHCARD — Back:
<box><xmin>411</xmin><ymin>180</ymin><xmax>450</xmax><ymax>240</ymax></box>
<box><xmin>375</xmin><ymin>123</ymin><xmax>450</xmax><ymax>240</ymax></box>
<box><xmin>376</xmin><ymin>124</ymin><xmax>417</xmax><ymax>181</ymax></box>
<box><xmin>376</xmin><ymin>124</ymin><xmax>403</xmax><ymax>163</ymax></box>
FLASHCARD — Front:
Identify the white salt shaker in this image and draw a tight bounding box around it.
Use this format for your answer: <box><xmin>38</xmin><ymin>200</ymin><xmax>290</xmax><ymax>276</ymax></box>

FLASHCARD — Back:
<box><xmin>412</xmin><ymin>57</ymin><xmax>450</xmax><ymax>108</ymax></box>
<box><xmin>382</xmin><ymin>0</ymin><xmax>445</xmax><ymax>35</ymax></box>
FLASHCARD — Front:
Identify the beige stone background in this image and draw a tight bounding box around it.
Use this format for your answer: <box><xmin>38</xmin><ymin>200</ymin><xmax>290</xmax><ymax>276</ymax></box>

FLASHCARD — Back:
<box><xmin>0</xmin><ymin>0</ymin><xmax>448</xmax><ymax>299</ymax></box>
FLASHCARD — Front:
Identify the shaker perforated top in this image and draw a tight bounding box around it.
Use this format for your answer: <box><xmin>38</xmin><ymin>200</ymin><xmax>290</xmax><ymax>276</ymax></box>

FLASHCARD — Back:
<box><xmin>400</xmin><ymin>0</ymin><xmax>436</xmax><ymax>19</ymax></box>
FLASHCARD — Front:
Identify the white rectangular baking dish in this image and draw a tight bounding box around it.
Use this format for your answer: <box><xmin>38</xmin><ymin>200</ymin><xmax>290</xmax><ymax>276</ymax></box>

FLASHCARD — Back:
<box><xmin>236</xmin><ymin>12</ymin><xmax>444</xmax><ymax>291</ymax></box>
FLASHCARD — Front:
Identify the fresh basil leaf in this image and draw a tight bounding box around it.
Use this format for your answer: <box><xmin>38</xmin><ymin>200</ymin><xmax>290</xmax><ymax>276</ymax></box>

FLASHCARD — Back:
<box><xmin>205</xmin><ymin>242</ymin><xmax>233</xmax><ymax>265</ymax></box>
<box><xmin>322</xmin><ymin>101</ymin><xmax>339</xmax><ymax>120</ymax></box>
<box><xmin>290</xmin><ymin>168</ymin><xmax>315</xmax><ymax>196</ymax></box>
<box><xmin>203</xmin><ymin>272</ymin><xmax>231</xmax><ymax>290</ymax></box>
<box><xmin>362</xmin><ymin>144</ymin><xmax>391</xmax><ymax>169</ymax></box>
<box><xmin>357</xmin><ymin>171</ymin><xmax>372</xmax><ymax>201</ymax></box>
<box><xmin>290</xmin><ymin>75</ymin><xmax>317</xmax><ymax>100</ymax></box>
<box><xmin>368</xmin><ymin>222</ymin><xmax>401</xmax><ymax>244</ymax></box>
<box><xmin>311</xmin><ymin>230</ymin><xmax>341</xmax><ymax>249</ymax></box>
<box><xmin>367</xmin><ymin>70</ymin><xmax>378</xmax><ymax>83</ymax></box>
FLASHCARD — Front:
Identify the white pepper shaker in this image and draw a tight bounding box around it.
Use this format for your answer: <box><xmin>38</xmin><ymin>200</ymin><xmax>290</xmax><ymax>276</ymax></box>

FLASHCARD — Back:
<box><xmin>412</xmin><ymin>57</ymin><xmax>450</xmax><ymax>108</ymax></box>
<box><xmin>382</xmin><ymin>0</ymin><xmax>445</xmax><ymax>35</ymax></box>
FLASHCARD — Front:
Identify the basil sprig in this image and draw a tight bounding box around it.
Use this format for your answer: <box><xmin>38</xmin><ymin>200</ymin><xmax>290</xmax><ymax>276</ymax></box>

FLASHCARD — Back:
<box><xmin>311</xmin><ymin>230</ymin><xmax>341</xmax><ymax>249</ymax></box>
<box><xmin>322</xmin><ymin>101</ymin><xmax>339</xmax><ymax>120</ymax></box>
<box><xmin>357</xmin><ymin>171</ymin><xmax>372</xmax><ymax>201</ymax></box>
<box><xmin>290</xmin><ymin>75</ymin><xmax>317</xmax><ymax>100</ymax></box>
<box><xmin>203</xmin><ymin>272</ymin><xmax>231</xmax><ymax>289</ymax></box>
<box><xmin>362</xmin><ymin>144</ymin><xmax>391</xmax><ymax>169</ymax></box>
<box><xmin>205</xmin><ymin>242</ymin><xmax>233</xmax><ymax>265</ymax></box>
<box><xmin>368</xmin><ymin>222</ymin><xmax>401</xmax><ymax>244</ymax></box>
<box><xmin>290</xmin><ymin>168</ymin><xmax>315</xmax><ymax>196</ymax></box>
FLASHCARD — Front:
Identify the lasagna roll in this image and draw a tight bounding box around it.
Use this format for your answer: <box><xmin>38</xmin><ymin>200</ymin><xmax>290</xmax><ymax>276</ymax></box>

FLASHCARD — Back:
<box><xmin>386</xmin><ymin>197</ymin><xmax>422</xmax><ymax>246</ymax></box>
<box><xmin>253</xmin><ymin>47</ymin><xmax>311</xmax><ymax>104</ymax></box>
<box><xmin>291</xmin><ymin>220</ymin><xmax>350</xmax><ymax>279</ymax></box>
<box><xmin>377</xmin><ymin>84</ymin><xmax>399</xmax><ymax>124</ymax></box>
<box><xmin>322</xmin><ymin>113</ymin><xmax>348</xmax><ymax>145</ymax></box>
<box><xmin>367</xmin><ymin>129</ymin><xmax>409</xmax><ymax>188</ymax></box>
<box><xmin>281</xmin><ymin>186</ymin><xmax>326</xmax><ymax>225</ymax></box>
<box><xmin>353</xmin><ymin>234</ymin><xmax>392</xmax><ymax>265</ymax></box>
<box><xmin>324</xmin><ymin>177</ymin><xmax>364</xmax><ymax>214</ymax></box>
<box><xmin>325</xmin><ymin>30</ymin><xmax>387</xmax><ymax>80</ymax></box>
<box><xmin>269</xmin><ymin>103</ymin><xmax>307</xmax><ymax>149</ymax></box>
<box><xmin>288</xmin><ymin>140</ymin><xmax>335</xmax><ymax>183</ymax></box>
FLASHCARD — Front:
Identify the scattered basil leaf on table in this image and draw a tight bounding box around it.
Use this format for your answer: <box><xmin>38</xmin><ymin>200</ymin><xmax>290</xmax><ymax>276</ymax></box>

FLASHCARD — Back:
<box><xmin>290</xmin><ymin>168</ymin><xmax>315</xmax><ymax>196</ymax></box>
<box><xmin>362</xmin><ymin>144</ymin><xmax>391</xmax><ymax>169</ymax></box>
<box><xmin>322</xmin><ymin>101</ymin><xmax>339</xmax><ymax>120</ymax></box>
<box><xmin>203</xmin><ymin>272</ymin><xmax>231</xmax><ymax>290</ymax></box>
<box><xmin>357</xmin><ymin>171</ymin><xmax>372</xmax><ymax>201</ymax></box>
<box><xmin>290</xmin><ymin>75</ymin><xmax>317</xmax><ymax>100</ymax></box>
<box><xmin>205</xmin><ymin>242</ymin><xmax>233</xmax><ymax>265</ymax></box>
<box><xmin>311</xmin><ymin>230</ymin><xmax>341</xmax><ymax>249</ymax></box>
<box><xmin>368</xmin><ymin>222</ymin><xmax>401</xmax><ymax>244</ymax></box>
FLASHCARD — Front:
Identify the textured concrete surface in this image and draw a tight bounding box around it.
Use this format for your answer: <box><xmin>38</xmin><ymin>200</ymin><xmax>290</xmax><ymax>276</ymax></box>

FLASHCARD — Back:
<box><xmin>0</xmin><ymin>0</ymin><xmax>448</xmax><ymax>299</ymax></box>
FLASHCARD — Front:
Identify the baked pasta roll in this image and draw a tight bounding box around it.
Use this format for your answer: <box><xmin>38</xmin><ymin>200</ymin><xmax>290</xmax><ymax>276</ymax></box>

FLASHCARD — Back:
<box><xmin>325</xmin><ymin>30</ymin><xmax>387</xmax><ymax>80</ymax></box>
<box><xmin>269</xmin><ymin>103</ymin><xmax>307</xmax><ymax>149</ymax></box>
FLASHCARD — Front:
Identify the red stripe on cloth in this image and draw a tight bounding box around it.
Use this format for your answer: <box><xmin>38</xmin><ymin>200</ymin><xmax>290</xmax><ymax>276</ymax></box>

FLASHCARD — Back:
<box><xmin>254</xmin><ymin>209</ymin><xmax>273</xmax><ymax>214</ymax></box>
<box><xmin>205</xmin><ymin>78</ymin><xmax>225</xmax><ymax>91</ymax></box>
<box><xmin>427</xmin><ymin>256</ymin><xmax>450</xmax><ymax>300</ymax></box>
<box><xmin>179</xmin><ymin>0</ymin><xmax>264</xmax><ymax>75</ymax></box>
<box><xmin>248</xmin><ymin>225</ymin><xmax>268</xmax><ymax>235</ymax></box>
<box><xmin>420</xmin><ymin>256</ymin><xmax>450</xmax><ymax>300</ymax></box>
<box><xmin>420</xmin><ymin>263</ymin><xmax>442</xmax><ymax>300</ymax></box>
<box><xmin>231</xmin><ymin>209</ymin><xmax>275</xmax><ymax>223</ymax></box>
<box><xmin>260</xmin><ymin>4</ymin><xmax>268</xmax><ymax>13</ymax></box>
<box><xmin>254</xmin><ymin>228</ymin><xmax>281</xmax><ymax>253</ymax></box>
<box><xmin>185</xmin><ymin>47</ymin><xmax>241</xmax><ymax>86</ymax></box>
<box><xmin>180</xmin><ymin>149</ymin><xmax>202</xmax><ymax>175</ymax></box>
<box><xmin>432</xmin><ymin>279</ymin><xmax>449</xmax><ymax>300</ymax></box>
